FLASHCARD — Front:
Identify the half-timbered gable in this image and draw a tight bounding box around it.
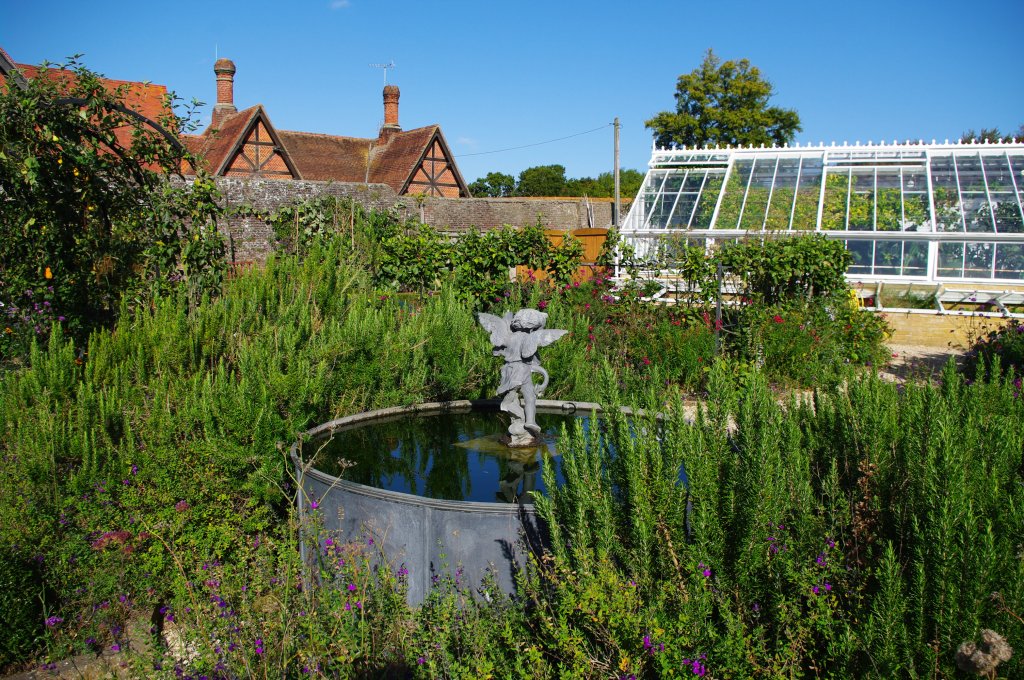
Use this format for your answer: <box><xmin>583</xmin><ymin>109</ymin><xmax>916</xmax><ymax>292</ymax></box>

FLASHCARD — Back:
<box><xmin>403</xmin><ymin>130</ymin><xmax>467</xmax><ymax>198</ymax></box>
<box><xmin>186</xmin><ymin>59</ymin><xmax>469</xmax><ymax>196</ymax></box>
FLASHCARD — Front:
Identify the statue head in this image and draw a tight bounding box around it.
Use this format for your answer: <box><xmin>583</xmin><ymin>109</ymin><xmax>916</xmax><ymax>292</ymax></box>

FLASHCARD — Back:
<box><xmin>510</xmin><ymin>309</ymin><xmax>547</xmax><ymax>332</ymax></box>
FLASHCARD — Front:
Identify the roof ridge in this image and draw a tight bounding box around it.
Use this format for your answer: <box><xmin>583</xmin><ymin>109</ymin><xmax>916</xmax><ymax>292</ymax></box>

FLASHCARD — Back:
<box><xmin>277</xmin><ymin>129</ymin><xmax>373</xmax><ymax>142</ymax></box>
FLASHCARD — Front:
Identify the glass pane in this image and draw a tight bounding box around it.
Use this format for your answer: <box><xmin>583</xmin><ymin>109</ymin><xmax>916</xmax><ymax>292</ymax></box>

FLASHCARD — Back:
<box><xmin>846</xmin><ymin>239</ymin><xmax>872</xmax><ymax>274</ymax></box>
<box><xmin>992</xmin><ymin>195</ymin><xmax>1024</xmax><ymax>233</ymax></box>
<box><xmin>995</xmin><ymin>243</ymin><xmax>1024</xmax><ymax>280</ymax></box>
<box><xmin>938</xmin><ymin>242</ymin><xmax>964</xmax><ymax>278</ymax></box>
<box><xmin>931</xmin><ymin>154</ymin><xmax>964</xmax><ymax>232</ymax></box>
<box><xmin>682</xmin><ymin>172</ymin><xmax>706</xmax><ymax>192</ymax></box>
<box><xmin>876</xmin><ymin>170</ymin><xmax>902</xmax><ymax>231</ymax></box>
<box><xmin>848</xmin><ymin>169</ymin><xmax>874</xmax><ymax>230</ymax></box>
<box><xmin>963</xmin><ymin>196</ymin><xmax>995</xmax><ymax>232</ymax></box>
<box><xmin>821</xmin><ymin>170</ymin><xmax>849</xmax><ymax>230</ymax></box>
<box><xmin>982</xmin><ymin>154</ymin><xmax>1013</xmax><ymax>191</ymax></box>
<box><xmin>902</xmin><ymin>241</ymin><xmax>928</xmax><ymax>276</ymax></box>
<box><xmin>903</xmin><ymin>193</ymin><xmax>930</xmax><ymax>231</ymax></box>
<box><xmin>792</xmin><ymin>157</ymin><xmax>823</xmax><ymax>230</ymax></box>
<box><xmin>964</xmin><ymin>242</ymin><xmax>994</xmax><ymax>278</ymax></box>
<box><xmin>715</xmin><ymin>160</ymin><xmax>753</xmax><ymax>229</ymax></box>
<box><xmin>692</xmin><ymin>173</ymin><xmax>724</xmax><ymax>228</ymax></box>
<box><xmin>765</xmin><ymin>158</ymin><xmax>800</xmax><ymax>230</ymax></box>
<box><xmin>873</xmin><ymin>240</ymin><xmax>902</xmax><ymax>276</ymax></box>
<box><xmin>954</xmin><ymin>153</ymin><xmax>986</xmax><ymax>192</ymax></box>
<box><xmin>739</xmin><ymin>157</ymin><xmax>777</xmax><ymax>230</ymax></box>
<box><xmin>668</xmin><ymin>194</ymin><xmax>698</xmax><ymax>228</ymax></box>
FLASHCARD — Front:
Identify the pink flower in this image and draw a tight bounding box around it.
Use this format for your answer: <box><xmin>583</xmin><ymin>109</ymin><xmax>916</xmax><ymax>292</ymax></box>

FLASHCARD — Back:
<box><xmin>772</xmin><ymin>315</ymin><xmax>784</xmax><ymax>324</ymax></box>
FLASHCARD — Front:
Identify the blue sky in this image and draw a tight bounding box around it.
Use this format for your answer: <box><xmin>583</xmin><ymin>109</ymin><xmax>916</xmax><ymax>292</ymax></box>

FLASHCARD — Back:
<box><xmin>4</xmin><ymin>0</ymin><xmax>1022</xmax><ymax>184</ymax></box>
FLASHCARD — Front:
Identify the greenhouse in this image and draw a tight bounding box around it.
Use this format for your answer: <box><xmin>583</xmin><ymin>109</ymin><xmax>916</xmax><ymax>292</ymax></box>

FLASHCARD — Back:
<box><xmin>619</xmin><ymin>141</ymin><xmax>1024</xmax><ymax>287</ymax></box>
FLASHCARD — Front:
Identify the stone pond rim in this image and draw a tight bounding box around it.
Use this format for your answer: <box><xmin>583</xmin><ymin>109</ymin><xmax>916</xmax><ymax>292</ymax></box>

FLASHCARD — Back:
<box><xmin>289</xmin><ymin>398</ymin><xmax>605</xmax><ymax>604</ymax></box>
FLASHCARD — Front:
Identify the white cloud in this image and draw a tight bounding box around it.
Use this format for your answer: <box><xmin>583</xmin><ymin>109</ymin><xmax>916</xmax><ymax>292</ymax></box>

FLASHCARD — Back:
<box><xmin>330</xmin><ymin>0</ymin><xmax>350</xmax><ymax>8</ymax></box>
<box><xmin>456</xmin><ymin>137</ymin><xmax>478</xmax><ymax>148</ymax></box>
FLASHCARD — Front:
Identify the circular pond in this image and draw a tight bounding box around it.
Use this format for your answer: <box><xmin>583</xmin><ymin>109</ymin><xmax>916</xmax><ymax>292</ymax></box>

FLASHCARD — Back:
<box><xmin>310</xmin><ymin>406</ymin><xmax>583</xmax><ymax>503</ymax></box>
<box><xmin>291</xmin><ymin>399</ymin><xmax>600</xmax><ymax>604</ymax></box>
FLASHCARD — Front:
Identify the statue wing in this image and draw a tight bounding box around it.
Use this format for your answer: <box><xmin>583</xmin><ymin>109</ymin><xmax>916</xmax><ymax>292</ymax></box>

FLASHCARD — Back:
<box><xmin>521</xmin><ymin>329</ymin><xmax>568</xmax><ymax>358</ymax></box>
<box><xmin>534</xmin><ymin>329</ymin><xmax>568</xmax><ymax>348</ymax></box>
<box><xmin>477</xmin><ymin>312</ymin><xmax>511</xmax><ymax>347</ymax></box>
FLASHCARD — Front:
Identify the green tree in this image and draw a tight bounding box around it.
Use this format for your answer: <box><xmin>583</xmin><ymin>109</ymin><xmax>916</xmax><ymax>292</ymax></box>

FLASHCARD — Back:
<box><xmin>515</xmin><ymin>164</ymin><xmax>568</xmax><ymax>197</ymax></box>
<box><xmin>960</xmin><ymin>125</ymin><xmax>1024</xmax><ymax>143</ymax></box>
<box><xmin>645</xmin><ymin>49</ymin><xmax>801</xmax><ymax>149</ymax></box>
<box><xmin>468</xmin><ymin>171</ymin><xmax>516</xmax><ymax>197</ymax></box>
<box><xmin>0</xmin><ymin>57</ymin><xmax>225</xmax><ymax>360</ymax></box>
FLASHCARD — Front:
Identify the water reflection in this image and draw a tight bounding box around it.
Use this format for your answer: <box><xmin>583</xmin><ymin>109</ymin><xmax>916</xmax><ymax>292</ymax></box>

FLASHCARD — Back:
<box><xmin>313</xmin><ymin>411</ymin><xmax>573</xmax><ymax>503</ymax></box>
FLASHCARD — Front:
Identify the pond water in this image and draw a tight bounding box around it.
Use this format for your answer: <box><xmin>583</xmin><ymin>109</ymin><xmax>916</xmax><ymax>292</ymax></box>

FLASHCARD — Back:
<box><xmin>310</xmin><ymin>410</ymin><xmax>583</xmax><ymax>503</ymax></box>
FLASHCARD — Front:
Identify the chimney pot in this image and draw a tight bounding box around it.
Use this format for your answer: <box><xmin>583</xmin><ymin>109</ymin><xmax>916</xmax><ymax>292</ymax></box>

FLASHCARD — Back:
<box><xmin>381</xmin><ymin>84</ymin><xmax>400</xmax><ymax>134</ymax></box>
<box><xmin>212</xmin><ymin>58</ymin><xmax>237</xmax><ymax>129</ymax></box>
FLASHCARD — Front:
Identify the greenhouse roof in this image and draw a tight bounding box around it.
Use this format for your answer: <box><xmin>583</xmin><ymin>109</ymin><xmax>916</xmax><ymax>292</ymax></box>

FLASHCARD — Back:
<box><xmin>621</xmin><ymin>140</ymin><xmax>1024</xmax><ymax>284</ymax></box>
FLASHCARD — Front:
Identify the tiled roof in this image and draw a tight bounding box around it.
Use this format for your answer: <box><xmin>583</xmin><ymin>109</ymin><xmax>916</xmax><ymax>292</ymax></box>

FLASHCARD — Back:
<box><xmin>370</xmin><ymin>126</ymin><xmax>439</xmax><ymax>192</ymax></box>
<box><xmin>186</xmin><ymin>105</ymin><xmax>263</xmax><ymax>174</ymax></box>
<box><xmin>276</xmin><ymin>130</ymin><xmax>372</xmax><ymax>182</ymax></box>
<box><xmin>15</xmin><ymin>63</ymin><xmax>170</xmax><ymax>126</ymax></box>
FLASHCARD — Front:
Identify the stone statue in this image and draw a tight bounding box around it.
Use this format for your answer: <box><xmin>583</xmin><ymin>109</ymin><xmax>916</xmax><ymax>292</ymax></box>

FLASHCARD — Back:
<box><xmin>478</xmin><ymin>309</ymin><xmax>568</xmax><ymax>447</ymax></box>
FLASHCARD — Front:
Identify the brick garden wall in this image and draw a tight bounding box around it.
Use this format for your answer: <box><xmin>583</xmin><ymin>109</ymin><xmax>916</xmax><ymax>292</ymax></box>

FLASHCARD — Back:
<box><xmin>190</xmin><ymin>176</ymin><xmax>615</xmax><ymax>263</ymax></box>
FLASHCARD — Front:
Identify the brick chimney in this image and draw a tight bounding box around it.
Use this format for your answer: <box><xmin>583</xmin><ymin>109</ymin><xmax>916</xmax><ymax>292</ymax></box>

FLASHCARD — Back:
<box><xmin>211</xmin><ymin>58</ymin><xmax>237</xmax><ymax>129</ymax></box>
<box><xmin>381</xmin><ymin>84</ymin><xmax>400</xmax><ymax>135</ymax></box>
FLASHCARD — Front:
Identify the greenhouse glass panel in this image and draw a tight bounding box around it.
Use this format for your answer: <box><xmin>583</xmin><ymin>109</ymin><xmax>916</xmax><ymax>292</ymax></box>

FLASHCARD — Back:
<box><xmin>930</xmin><ymin>154</ymin><xmax>964</xmax><ymax>232</ymax></box>
<box><xmin>996</xmin><ymin>244</ymin><xmax>1024</xmax><ymax>279</ymax></box>
<box><xmin>715</xmin><ymin>159</ymin><xmax>753</xmax><ymax>229</ymax></box>
<box><xmin>983</xmin><ymin>154</ymin><xmax>1013</xmax><ymax>191</ymax></box>
<box><xmin>902</xmin><ymin>167</ymin><xmax>930</xmax><ymax>230</ymax></box>
<box><xmin>691</xmin><ymin>173</ymin><xmax>724</xmax><ymax>228</ymax></box>
<box><xmin>993</xmin><ymin>195</ymin><xmax>1024</xmax><ymax>233</ymax></box>
<box><xmin>847</xmin><ymin>240</ymin><xmax>872</xmax><ymax>274</ymax></box>
<box><xmin>739</xmin><ymin>157</ymin><xmax>777</xmax><ymax>230</ymax></box>
<box><xmin>873</xmin><ymin>240</ymin><xmax>902</xmax><ymax>276</ymax></box>
<box><xmin>766</xmin><ymin>157</ymin><xmax>800</xmax><ymax>230</ymax></box>
<box><xmin>792</xmin><ymin>157</ymin><xmax>823</xmax><ymax>230</ymax></box>
<box><xmin>821</xmin><ymin>169</ymin><xmax>849</xmax><ymax>230</ymax></box>
<box><xmin>848</xmin><ymin>169</ymin><xmax>874</xmax><ymax>230</ymax></box>
<box><xmin>963</xmin><ymin>196</ymin><xmax>995</xmax><ymax>233</ymax></box>
<box><xmin>938</xmin><ymin>242</ymin><xmax>965</xmax><ymax>277</ymax></box>
<box><xmin>902</xmin><ymin>241</ymin><xmax>928</xmax><ymax>276</ymax></box>
<box><xmin>876</xmin><ymin>170</ymin><xmax>902</xmax><ymax>231</ymax></box>
<box><xmin>955</xmin><ymin>153</ymin><xmax>986</xmax><ymax>192</ymax></box>
<box><xmin>963</xmin><ymin>242</ymin><xmax>994</xmax><ymax>278</ymax></box>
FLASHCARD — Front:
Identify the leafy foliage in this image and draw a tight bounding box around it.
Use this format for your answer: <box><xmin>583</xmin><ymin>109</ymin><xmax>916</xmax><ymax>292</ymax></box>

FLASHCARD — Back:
<box><xmin>469</xmin><ymin>165</ymin><xmax>645</xmax><ymax>199</ymax></box>
<box><xmin>0</xmin><ymin>58</ymin><xmax>226</xmax><ymax>365</ymax></box>
<box><xmin>646</xmin><ymin>49</ymin><xmax>801</xmax><ymax>149</ymax></box>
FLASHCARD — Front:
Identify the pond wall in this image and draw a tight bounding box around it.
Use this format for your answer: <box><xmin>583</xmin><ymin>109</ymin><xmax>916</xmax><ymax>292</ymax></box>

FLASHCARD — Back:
<box><xmin>291</xmin><ymin>399</ymin><xmax>600</xmax><ymax>605</ymax></box>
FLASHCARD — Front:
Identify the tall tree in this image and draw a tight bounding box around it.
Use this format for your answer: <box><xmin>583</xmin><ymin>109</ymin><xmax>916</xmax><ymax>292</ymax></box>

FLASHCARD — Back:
<box><xmin>468</xmin><ymin>171</ymin><xmax>516</xmax><ymax>197</ymax></box>
<box><xmin>515</xmin><ymin>164</ymin><xmax>568</xmax><ymax>197</ymax></box>
<box><xmin>646</xmin><ymin>49</ymin><xmax>801</xmax><ymax>149</ymax></box>
<box><xmin>960</xmin><ymin>126</ymin><xmax>1024</xmax><ymax>143</ymax></box>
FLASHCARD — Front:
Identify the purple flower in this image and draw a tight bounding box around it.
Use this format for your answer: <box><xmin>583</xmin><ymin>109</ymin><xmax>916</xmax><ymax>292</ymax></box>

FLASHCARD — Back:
<box><xmin>111</xmin><ymin>644</ymin><xmax>120</xmax><ymax>652</ymax></box>
<box><xmin>174</xmin><ymin>500</ymin><xmax>189</xmax><ymax>512</ymax></box>
<box><xmin>309</xmin><ymin>500</ymin><xmax>319</xmax><ymax>510</ymax></box>
<box><xmin>824</xmin><ymin>582</ymin><xmax>832</xmax><ymax>592</ymax></box>
<box><xmin>812</xmin><ymin>586</ymin><xmax>820</xmax><ymax>595</ymax></box>
<box><xmin>131</xmin><ymin>464</ymin><xmax>138</xmax><ymax>475</ymax></box>
<box><xmin>417</xmin><ymin>656</ymin><xmax>426</xmax><ymax>665</ymax></box>
<box><xmin>45</xmin><ymin>615</ymin><xmax>63</xmax><ymax>627</ymax></box>
<box><xmin>348</xmin><ymin>583</ymin><xmax>356</xmax><ymax>592</ymax></box>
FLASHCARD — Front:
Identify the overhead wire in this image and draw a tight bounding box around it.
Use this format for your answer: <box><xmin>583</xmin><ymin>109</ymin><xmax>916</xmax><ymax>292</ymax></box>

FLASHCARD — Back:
<box><xmin>454</xmin><ymin>123</ymin><xmax>612</xmax><ymax>157</ymax></box>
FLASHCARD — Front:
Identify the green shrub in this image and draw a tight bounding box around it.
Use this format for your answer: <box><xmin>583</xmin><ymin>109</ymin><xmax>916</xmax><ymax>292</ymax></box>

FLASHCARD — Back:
<box><xmin>967</xmin><ymin>320</ymin><xmax>1024</xmax><ymax>382</ymax></box>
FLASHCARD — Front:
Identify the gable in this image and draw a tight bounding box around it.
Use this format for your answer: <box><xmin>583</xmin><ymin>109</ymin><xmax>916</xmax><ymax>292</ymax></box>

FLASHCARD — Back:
<box><xmin>405</xmin><ymin>134</ymin><xmax>467</xmax><ymax>198</ymax></box>
<box><xmin>221</xmin><ymin>111</ymin><xmax>298</xmax><ymax>179</ymax></box>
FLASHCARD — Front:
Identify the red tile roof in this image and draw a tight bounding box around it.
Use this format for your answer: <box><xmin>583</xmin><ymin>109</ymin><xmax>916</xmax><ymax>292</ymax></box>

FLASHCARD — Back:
<box><xmin>184</xmin><ymin>105</ymin><xmax>264</xmax><ymax>174</ymax></box>
<box><xmin>15</xmin><ymin>63</ymin><xmax>170</xmax><ymax>127</ymax></box>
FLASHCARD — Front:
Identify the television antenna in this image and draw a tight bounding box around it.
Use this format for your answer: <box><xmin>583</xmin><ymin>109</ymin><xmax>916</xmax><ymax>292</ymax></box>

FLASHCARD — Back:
<box><xmin>369</xmin><ymin>60</ymin><xmax>396</xmax><ymax>85</ymax></box>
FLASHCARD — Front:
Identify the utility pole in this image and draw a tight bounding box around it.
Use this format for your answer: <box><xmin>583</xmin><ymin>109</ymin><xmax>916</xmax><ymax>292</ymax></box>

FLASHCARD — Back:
<box><xmin>613</xmin><ymin>117</ymin><xmax>621</xmax><ymax>227</ymax></box>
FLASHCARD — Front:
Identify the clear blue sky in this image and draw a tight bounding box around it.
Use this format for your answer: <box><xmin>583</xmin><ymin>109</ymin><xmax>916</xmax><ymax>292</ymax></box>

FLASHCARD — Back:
<box><xmin>4</xmin><ymin>0</ymin><xmax>1022</xmax><ymax>184</ymax></box>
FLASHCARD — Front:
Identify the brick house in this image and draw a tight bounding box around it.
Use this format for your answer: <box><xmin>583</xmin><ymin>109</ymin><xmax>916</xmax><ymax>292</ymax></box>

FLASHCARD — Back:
<box><xmin>183</xmin><ymin>59</ymin><xmax>470</xmax><ymax>198</ymax></box>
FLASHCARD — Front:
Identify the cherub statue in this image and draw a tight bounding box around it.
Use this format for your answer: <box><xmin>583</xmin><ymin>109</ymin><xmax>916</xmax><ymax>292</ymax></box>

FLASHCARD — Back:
<box><xmin>478</xmin><ymin>309</ymin><xmax>568</xmax><ymax>446</ymax></box>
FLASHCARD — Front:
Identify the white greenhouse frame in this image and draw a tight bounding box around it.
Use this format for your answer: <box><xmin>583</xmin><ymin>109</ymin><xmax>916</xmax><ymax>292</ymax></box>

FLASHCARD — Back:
<box><xmin>618</xmin><ymin>140</ymin><xmax>1024</xmax><ymax>316</ymax></box>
